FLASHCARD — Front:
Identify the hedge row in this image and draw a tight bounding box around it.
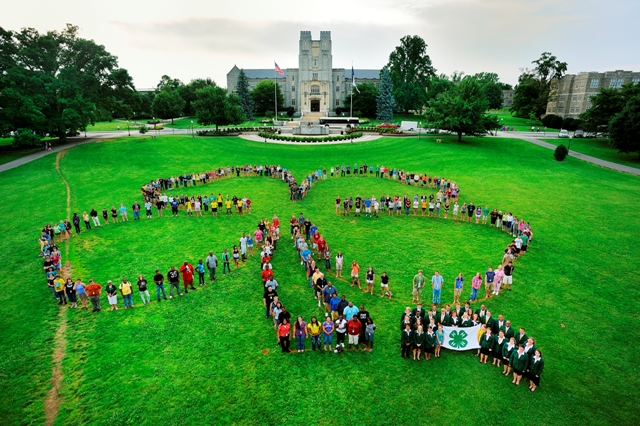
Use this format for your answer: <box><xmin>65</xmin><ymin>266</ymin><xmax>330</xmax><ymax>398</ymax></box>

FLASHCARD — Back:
<box><xmin>257</xmin><ymin>132</ymin><xmax>364</xmax><ymax>143</ymax></box>
<box><xmin>197</xmin><ymin>127</ymin><xmax>275</xmax><ymax>136</ymax></box>
<box><xmin>355</xmin><ymin>127</ymin><xmax>402</xmax><ymax>134</ymax></box>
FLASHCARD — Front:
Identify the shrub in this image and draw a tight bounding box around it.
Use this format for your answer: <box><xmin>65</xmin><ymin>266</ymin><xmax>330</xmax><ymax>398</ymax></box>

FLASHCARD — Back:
<box><xmin>138</xmin><ymin>126</ymin><xmax>148</xmax><ymax>134</ymax></box>
<box><xmin>562</xmin><ymin>117</ymin><xmax>581</xmax><ymax>131</ymax></box>
<box><xmin>335</xmin><ymin>106</ymin><xmax>343</xmax><ymax>115</ymax></box>
<box><xmin>542</xmin><ymin>114</ymin><xmax>563</xmax><ymax>129</ymax></box>
<box><xmin>286</xmin><ymin>107</ymin><xmax>295</xmax><ymax>117</ymax></box>
<box><xmin>554</xmin><ymin>144</ymin><xmax>569</xmax><ymax>161</ymax></box>
<box><xmin>264</xmin><ymin>111</ymin><xmax>274</xmax><ymax>118</ymax></box>
<box><xmin>12</xmin><ymin>129</ymin><xmax>41</xmax><ymax>148</ymax></box>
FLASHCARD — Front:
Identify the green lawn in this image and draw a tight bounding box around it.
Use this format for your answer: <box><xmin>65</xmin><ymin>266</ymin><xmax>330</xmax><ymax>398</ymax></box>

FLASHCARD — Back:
<box><xmin>84</xmin><ymin>121</ymin><xmax>132</xmax><ymax>132</ymax></box>
<box><xmin>541</xmin><ymin>138</ymin><xmax>640</xmax><ymax>169</ymax></box>
<box><xmin>1</xmin><ymin>135</ymin><xmax>638</xmax><ymax>425</ymax></box>
<box><xmin>490</xmin><ymin>110</ymin><xmax>560</xmax><ymax>133</ymax></box>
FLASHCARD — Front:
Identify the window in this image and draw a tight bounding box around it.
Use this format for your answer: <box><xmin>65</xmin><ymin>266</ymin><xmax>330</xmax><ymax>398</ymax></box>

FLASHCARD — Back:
<box><xmin>572</xmin><ymin>95</ymin><xmax>577</xmax><ymax>102</ymax></box>
<box><xmin>291</xmin><ymin>86</ymin><xmax>295</xmax><ymax>92</ymax></box>
<box><xmin>336</xmin><ymin>87</ymin><xmax>340</xmax><ymax>92</ymax></box>
<box><xmin>291</xmin><ymin>99</ymin><xmax>295</xmax><ymax>105</ymax></box>
<box><xmin>292</xmin><ymin>76</ymin><xmax>295</xmax><ymax>81</ymax></box>
<box><xmin>336</xmin><ymin>100</ymin><xmax>340</xmax><ymax>106</ymax></box>
<box><xmin>336</xmin><ymin>76</ymin><xmax>340</xmax><ymax>81</ymax></box>
<box><xmin>633</xmin><ymin>78</ymin><xmax>640</xmax><ymax>85</ymax></box>
<box><xmin>312</xmin><ymin>73</ymin><xmax>318</xmax><ymax>80</ymax></box>
<box><xmin>313</xmin><ymin>60</ymin><xmax>317</xmax><ymax>67</ymax></box>
<box><xmin>609</xmin><ymin>78</ymin><xmax>624</xmax><ymax>88</ymax></box>
<box><xmin>311</xmin><ymin>85</ymin><xmax>320</xmax><ymax>94</ymax></box>
<box><xmin>577</xmin><ymin>95</ymin><xmax>582</xmax><ymax>101</ymax></box>
<box><xmin>575</xmin><ymin>83</ymin><xmax>579</xmax><ymax>89</ymax></box>
<box><xmin>590</xmin><ymin>79</ymin><xmax>599</xmax><ymax>88</ymax></box>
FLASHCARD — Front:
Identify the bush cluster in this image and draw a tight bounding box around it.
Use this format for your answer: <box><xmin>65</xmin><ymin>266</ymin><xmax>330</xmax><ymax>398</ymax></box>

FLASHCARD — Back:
<box><xmin>355</xmin><ymin>127</ymin><xmax>402</xmax><ymax>134</ymax></box>
<box><xmin>197</xmin><ymin>127</ymin><xmax>275</xmax><ymax>136</ymax></box>
<box><xmin>257</xmin><ymin>132</ymin><xmax>363</xmax><ymax>143</ymax></box>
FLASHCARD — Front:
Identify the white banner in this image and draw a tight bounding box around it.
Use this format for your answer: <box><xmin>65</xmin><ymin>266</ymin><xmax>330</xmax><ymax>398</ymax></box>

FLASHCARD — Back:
<box><xmin>441</xmin><ymin>325</ymin><xmax>481</xmax><ymax>351</ymax></box>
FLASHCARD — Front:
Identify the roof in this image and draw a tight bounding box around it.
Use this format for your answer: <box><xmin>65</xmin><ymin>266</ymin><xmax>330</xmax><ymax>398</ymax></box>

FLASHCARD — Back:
<box><xmin>242</xmin><ymin>69</ymin><xmax>288</xmax><ymax>78</ymax></box>
<box><xmin>345</xmin><ymin>69</ymin><xmax>381</xmax><ymax>79</ymax></box>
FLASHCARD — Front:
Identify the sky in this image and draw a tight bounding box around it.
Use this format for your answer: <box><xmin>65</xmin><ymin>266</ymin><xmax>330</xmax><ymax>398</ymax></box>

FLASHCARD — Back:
<box><xmin>2</xmin><ymin>0</ymin><xmax>638</xmax><ymax>89</ymax></box>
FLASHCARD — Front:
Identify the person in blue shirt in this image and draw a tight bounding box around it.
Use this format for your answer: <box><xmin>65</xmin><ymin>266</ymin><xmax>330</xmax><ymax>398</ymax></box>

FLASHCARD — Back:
<box><xmin>119</xmin><ymin>204</ymin><xmax>129</xmax><ymax>221</ymax></box>
<box><xmin>343</xmin><ymin>301</ymin><xmax>359</xmax><ymax>320</ymax></box>
<box><xmin>432</xmin><ymin>271</ymin><xmax>444</xmax><ymax>305</ymax></box>
<box><xmin>364</xmin><ymin>198</ymin><xmax>372</xmax><ymax>217</ymax></box>
<box><xmin>196</xmin><ymin>259</ymin><xmax>206</xmax><ymax>286</ymax></box>
<box><xmin>329</xmin><ymin>293</ymin><xmax>341</xmax><ymax>321</ymax></box>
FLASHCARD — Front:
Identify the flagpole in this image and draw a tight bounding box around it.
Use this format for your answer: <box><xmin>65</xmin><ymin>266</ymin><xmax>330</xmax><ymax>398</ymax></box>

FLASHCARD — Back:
<box><xmin>350</xmin><ymin>61</ymin><xmax>353</xmax><ymax>118</ymax></box>
<box><xmin>274</xmin><ymin>61</ymin><xmax>278</xmax><ymax>120</ymax></box>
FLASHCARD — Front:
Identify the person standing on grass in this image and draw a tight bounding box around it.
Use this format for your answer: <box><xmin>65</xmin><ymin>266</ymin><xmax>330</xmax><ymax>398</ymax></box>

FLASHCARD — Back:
<box><xmin>335</xmin><ymin>314</ymin><xmax>347</xmax><ymax>349</ymax></box>
<box><xmin>90</xmin><ymin>208</ymin><xmax>101</xmax><ymax>227</ymax></box>
<box><xmin>82</xmin><ymin>212</ymin><xmax>91</xmax><ymax>230</ymax></box>
<box><xmin>347</xmin><ymin>315</ymin><xmax>361</xmax><ymax>350</ymax></box>
<box><xmin>196</xmin><ymin>260</ymin><xmax>205</xmax><ymax>286</ymax></box>
<box><xmin>75</xmin><ymin>279</ymin><xmax>88</xmax><ymax>310</ymax></box>
<box><xmin>105</xmin><ymin>280</ymin><xmax>118</xmax><ymax>310</ymax></box>
<box><xmin>144</xmin><ymin>200</ymin><xmax>153</xmax><ymax>219</ymax></box>
<box><xmin>307</xmin><ymin>317</ymin><xmax>322</xmax><ymax>351</ymax></box>
<box><xmin>431</xmin><ymin>271</ymin><xmax>443</xmax><ymax>305</ymax></box>
<box><xmin>278</xmin><ymin>318</ymin><xmax>291</xmax><ymax>353</ymax></box>
<box><xmin>493</xmin><ymin>265</ymin><xmax>505</xmax><ymax>296</ymax></box>
<box><xmin>485</xmin><ymin>266</ymin><xmax>495</xmax><ymax>299</ymax></box>
<box><xmin>137</xmin><ymin>275</ymin><xmax>150</xmax><ymax>305</ymax></box>
<box><xmin>479</xmin><ymin>327</ymin><xmax>494</xmax><ymax>364</ymax></box>
<box><xmin>85</xmin><ymin>279</ymin><xmax>102</xmax><ymax>312</ymax></box>
<box><xmin>350</xmin><ymin>260</ymin><xmax>361</xmax><ymax>289</ymax></box>
<box><xmin>132</xmin><ymin>202</ymin><xmax>141</xmax><ymax>220</ymax></box>
<box><xmin>510</xmin><ymin>345</ymin><xmax>529</xmax><ymax>386</ymax></box>
<box><xmin>120</xmin><ymin>278</ymin><xmax>134</xmax><ymax>309</ymax></box>
<box><xmin>453</xmin><ymin>273</ymin><xmax>464</xmax><ymax>304</ymax></box>
<box><xmin>380</xmin><ymin>272</ymin><xmax>391</xmax><ymax>299</ymax></box>
<box><xmin>206</xmin><ymin>251</ymin><xmax>218</xmax><ymax>281</ymax></box>
<box><xmin>357</xmin><ymin>306</ymin><xmax>370</xmax><ymax>349</ymax></box>
<box><xmin>64</xmin><ymin>278</ymin><xmax>77</xmax><ymax>308</ymax></box>
<box><xmin>102</xmin><ymin>207</ymin><xmax>109</xmax><ymax>225</ymax></box>
<box><xmin>240</xmin><ymin>234</ymin><xmax>248</xmax><ymax>262</ymax></box>
<box><xmin>412</xmin><ymin>270</ymin><xmax>425</xmax><ymax>303</ymax></box>
<box><xmin>119</xmin><ymin>204</ymin><xmax>128</xmax><ymax>221</ymax></box>
<box><xmin>470</xmin><ymin>272</ymin><xmax>482</xmax><ymax>301</ymax></box>
<box><xmin>335</xmin><ymin>252</ymin><xmax>344</xmax><ymax>278</ymax></box>
<box><xmin>263</xmin><ymin>286</ymin><xmax>277</xmax><ymax>319</ymax></box>
<box><xmin>72</xmin><ymin>213</ymin><xmax>81</xmax><ymax>235</ymax></box>
<box><xmin>527</xmin><ymin>350</ymin><xmax>544</xmax><ymax>392</ymax></box>
<box><xmin>153</xmin><ymin>270</ymin><xmax>167</xmax><ymax>301</ymax></box>
<box><xmin>294</xmin><ymin>316</ymin><xmax>308</xmax><ymax>352</ymax></box>
<box><xmin>53</xmin><ymin>276</ymin><xmax>66</xmax><ymax>305</ymax></box>
<box><xmin>492</xmin><ymin>330</ymin><xmax>507</xmax><ymax>367</ymax></box>
<box><xmin>401</xmin><ymin>323</ymin><xmax>413</xmax><ymax>359</ymax></box>
<box><xmin>503</xmin><ymin>262</ymin><xmax>514</xmax><ymax>291</ymax></box>
<box><xmin>323</xmin><ymin>316</ymin><xmax>334</xmax><ymax>351</ymax></box>
<box><xmin>344</xmin><ymin>301</ymin><xmax>359</xmax><ymax>321</ymax></box>
<box><xmin>167</xmin><ymin>266</ymin><xmax>182</xmax><ymax>298</ymax></box>
<box><xmin>222</xmin><ymin>249</ymin><xmax>231</xmax><ymax>274</ymax></box>
<box><xmin>365</xmin><ymin>266</ymin><xmax>375</xmax><ymax>295</ymax></box>
<box><xmin>364</xmin><ymin>317</ymin><xmax>376</xmax><ymax>351</ymax></box>
<box><xmin>180</xmin><ymin>261</ymin><xmax>196</xmax><ymax>293</ymax></box>
<box><xmin>502</xmin><ymin>337</ymin><xmax>516</xmax><ymax>376</ymax></box>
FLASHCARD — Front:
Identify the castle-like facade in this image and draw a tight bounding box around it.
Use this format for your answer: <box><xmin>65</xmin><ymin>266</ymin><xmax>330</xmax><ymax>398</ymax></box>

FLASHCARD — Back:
<box><xmin>226</xmin><ymin>31</ymin><xmax>381</xmax><ymax>115</ymax></box>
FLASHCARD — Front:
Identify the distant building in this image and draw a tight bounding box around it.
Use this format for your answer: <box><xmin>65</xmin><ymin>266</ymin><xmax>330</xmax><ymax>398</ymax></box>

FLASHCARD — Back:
<box><xmin>502</xmin><ymin>90</ymin><xmax>514</xmax><ymax>107</ymax></box>
<box><xmin>226</xmin><ymin>31</ymin><xmax>381</xmax><ymax>115</ymax></box>
<box><xmin>545</xmin><ymin>70</ymin><xmax>640</xmax><ymax>118</ymax></box>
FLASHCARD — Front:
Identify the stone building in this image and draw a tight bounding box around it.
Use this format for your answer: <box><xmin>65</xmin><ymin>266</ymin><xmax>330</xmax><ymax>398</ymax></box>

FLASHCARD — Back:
<box><xmin>545</xmin><ymin>70</ymin><xmax>640</xmax><ymax>118</ymax></box>
<box><xmin>226</xmin><ymin>31</ymin><xmax>381</xmax><ymax>115</ymax></box>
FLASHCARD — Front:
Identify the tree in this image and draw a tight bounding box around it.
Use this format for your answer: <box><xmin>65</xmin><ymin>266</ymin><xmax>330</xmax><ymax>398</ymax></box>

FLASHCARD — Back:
<box><xmin>250</xmin><ymin>80</ymin><xmax>284</xmax><ymax>115</ymax></box>
<box><xmin>0</xmin><ymin>24</ymin><xmax>137</xmax><ymax>143</ymax></box>
<box><xmin>376</xmin><ymin>69</ymin><xmax>395</xmax><ymax>122</ymax></box>
<box><xmin>179</xmin><ymin>78</ymin><xmax>215</xmax><ymax>117</ymax></box>
<box><xmin>511</xmin><ymin>52</ymin><xmax>567</xmax><ymax>118</ymax></box>
<box><xmin>235</xmin><ymin>69</ymin><xmax>254</xmax><ymax>121</ymax></box>
<box><xmin>608</xmin><ymin>91</ymin><xmax>640</xmax><ymax>157</ymax></box>
<box><xmin>151</xmin><ymin>89</ymin><xmax>185</xmax><ymax>124</ymax></box>
<box><xmin>156</xmin><ymin>75</ymin><xmax>183</xmax><ymax>91</ymax></box>
<box><xmin>469</xmin><ymin>72</ymin><xmax>505</xmax><ymax>110</ymax></box>
<box><xmin>385</xmin><ymin>35</ymin><xmax>435</xmax><ymax>112</ymax></box>
<box><xmin>424</xmin><ymin>77</ymin><xmax>499</xmax><ymax>141</ymax></box>
<box><xmin>425</xmin><ymin>74</ymin><xmax>454</xmax><ymax>103</ymax></box>
<box><xmin>193</xmin><ymin>86</ymin><xmax>245</xmax><ymax>131</ymax></box>
<box><xmin>343</xmin><ymin>82</ymin><xmax>378</xmax><ymax>118</ymax></box>
<box><xmin>579</xmin><ymin>83</ymin><xmax>639</xmax><ymax>133</ymax></box>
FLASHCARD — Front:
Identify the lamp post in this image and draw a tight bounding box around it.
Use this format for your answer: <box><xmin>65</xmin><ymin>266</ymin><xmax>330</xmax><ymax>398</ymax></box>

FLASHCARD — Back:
<box><xmin>568</xmin><ymin>135</ymin><xmax>572</xmax><ymax>152</ymax></box>
<box><xmin>191</xmin><ymin>120</ymin><xmax>194</xmax><ymax>138</ymax></box>
<box><xmin>127</xmin><ymin>119</ymin><xmax>130</xmax><ymax>137</ymax></box>
<box><xmin>418</xmin><ymin>121</ymin><xmax>422</xmax><ymax>140</ymax></box>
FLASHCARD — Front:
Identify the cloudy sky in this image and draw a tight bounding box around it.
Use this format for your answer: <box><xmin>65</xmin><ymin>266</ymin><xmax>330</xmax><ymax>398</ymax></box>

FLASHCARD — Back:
<box><xmin>3</xmin><ymin>0</ymin><xmax>638</xmax><ymax>89</ymax></box>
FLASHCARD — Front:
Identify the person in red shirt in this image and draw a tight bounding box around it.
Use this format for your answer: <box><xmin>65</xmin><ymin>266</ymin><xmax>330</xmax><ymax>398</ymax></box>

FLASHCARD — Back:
<box><xmin>347</xmin><ymin>316</ymin><xmax>362</xmax><ymax>350</ymax></box>
<box><xmin>317</xmin><ymin>235</ymin><xmax>327</xmax><ymax>258</ymax></box>
<box><xmin>85</xmin><ymin>279</ymin><xmax>103</xmax><ymax>312</ymax></box>
<box><xmin>311</xmin><ymin>232</ymin><xmax>321</xmax><ymax>256</ymax></box>
<box><xmin>278</xmin><ymin>318</ymin><xmax>291</xmax><ymax>353</ymax></box>
<box><xmin>261</xmin><ymin>265</ymin><xmax>274</xmax><ymax>283</ymax></box>
<box><xmin>179</xmin><ymin>262</ymin><xmax>196</xmax><ymax>293</ymax></box>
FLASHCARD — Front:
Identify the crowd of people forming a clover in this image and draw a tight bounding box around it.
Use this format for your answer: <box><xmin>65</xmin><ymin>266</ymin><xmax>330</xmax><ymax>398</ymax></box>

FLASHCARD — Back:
<box><xmin>35</xmin><ymin>161</ymin><xmax>542</xmax><ymax>391</ymax></box>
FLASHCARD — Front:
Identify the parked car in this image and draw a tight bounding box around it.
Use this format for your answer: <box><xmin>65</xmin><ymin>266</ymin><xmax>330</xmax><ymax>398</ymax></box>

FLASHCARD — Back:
<box><xmin>574</xmin><ymin>129</ymin><xmax>584</xmax><ymax>138</ymax></box>
<box><xmin>585</xmin><ymin>132</ymin><xmax>597</xmax><ymax>138</ymax></box>
<box><xmin>558</xmin><ymin>129</ymin><xmax>569</xmax><ymax>138</ymax></box>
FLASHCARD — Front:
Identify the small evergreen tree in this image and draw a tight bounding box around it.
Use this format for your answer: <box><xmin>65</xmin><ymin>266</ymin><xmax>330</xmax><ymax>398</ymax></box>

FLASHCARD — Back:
<box><xmin>554</xmin><ymin>144</ymin><xmax>569</xmax><ymax>161</ymax></box>
<box><xmin>377</xmin><ymin>69</ymin><xmax>395</xmax><ymax>121</ymax></box>
<box><xmin>236</xmin><ymin>69</ymin><xmax>254</xmax><ymax>120</ymax></box>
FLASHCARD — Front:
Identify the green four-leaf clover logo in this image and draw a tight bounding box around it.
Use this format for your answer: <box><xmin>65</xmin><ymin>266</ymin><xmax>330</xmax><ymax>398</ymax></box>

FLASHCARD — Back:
<box><xmin>448</xmin><ymin>330</ymin><xmax>468</xmax><ymax>349</ymax></box>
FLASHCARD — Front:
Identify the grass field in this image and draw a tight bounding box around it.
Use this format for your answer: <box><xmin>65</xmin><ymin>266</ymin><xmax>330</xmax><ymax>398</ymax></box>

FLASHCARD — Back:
<box><xmin>1</xmin><ymin>135</ymin><xmax>638</xmax><ymax>425</ymax></box>
<box><xmin>542</xmin><ymin>137</ymin><xmax>640</xmax><ymax>169</ymax></box>
<box><xmin>489</xmin><ymin>110</ymin><xmax>561</xmax><ymax>133</ymax></box>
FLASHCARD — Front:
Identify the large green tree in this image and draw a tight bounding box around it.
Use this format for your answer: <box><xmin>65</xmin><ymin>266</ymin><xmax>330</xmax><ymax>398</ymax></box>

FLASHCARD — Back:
<box><xmin>193</xmin><ymin>85</ymin><xmax>245</xmax><ymax>131</ymax></box>
<box><xmin>235</xmin><ymin>69</ymin><xmax>254</xmax><ymax>121</ymax></box>
<box><xmin>511</xmin><ymin>52</ymin><xmax>567</xmax><ymax>118</ymax></box>
<box><xmin>385</xmin><ymin>35</ymin><xmax>435</xmax><ymax>112</ymax></box>
<box><xmin>151</xmin><ymin>89</ymin><xmax>185</xmax><ymax>124</ymax></box>
<box><xmin>0</xmin><ymin>24</ymin><xmax>137</xmax><ymax>143</ymax></box>
<box><xmin>178</xmin><ymin>78</ymin><xmax>215</xmax><ymax>117</ymax></box>
<box><xmin>343</xmin><ymin>82</ymin><xmax>378</xmax><ymax>117</ymax></box>
<box><xmin>424</xmin><ymin>77</ymin><xmax>499</xmax><ymax>141</ymax></box>
<box><xmin>250</xmin><ymin>80</ymin><xmax>284</xmax><ymax>115</ymax></box>
<box><xmin>608</xmin><ymin>92</ymin><xmax>640</xmax><ymax>157</ymax></box>
<box><xmin>471</xmin><ymin>72</ymin><xmax>504</xmax><ymax>110</ymax></box>
<box><xmin>579</xmin><ymin>83</ymin><xmax>640</xmax><ymax>133</ymax></box>
<box><xmin>376</xmin><ymin>69</ymin><xmax>395</xmax><ymax>122</ymax></box>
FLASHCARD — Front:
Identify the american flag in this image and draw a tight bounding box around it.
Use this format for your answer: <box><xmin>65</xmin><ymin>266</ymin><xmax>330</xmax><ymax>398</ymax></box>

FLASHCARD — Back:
<box><xmin>275</xmin><ymin>62</ymin><xmax>284</xmax><ymax>76</ymax></box>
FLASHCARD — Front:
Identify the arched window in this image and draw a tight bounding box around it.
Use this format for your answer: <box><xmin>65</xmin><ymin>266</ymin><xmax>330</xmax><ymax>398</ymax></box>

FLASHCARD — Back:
<box><xmin>311</xmin><ymin>85</ymin><xmax>320</xmax><ymax>94</ymax></box>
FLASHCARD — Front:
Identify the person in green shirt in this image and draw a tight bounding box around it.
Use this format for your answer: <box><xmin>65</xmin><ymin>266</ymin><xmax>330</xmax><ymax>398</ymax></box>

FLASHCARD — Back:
<box><xmin>222</xmin><ymin>249</ymin><xmax>231</xmax><ymax>274</ymax></box>
<box><xmin>401</xmin><ymin>324</ymin><xmax>413</xmax><ymax>359</ymax></box>
<box><xmin>520</xmin><ymin>233</ymin><xmax>529</xmax><ymax>254</ymax></box>
<box><xmin>412</xmin><ymin>325</ymin><xmax>425</xmax><ymax>361</ymax></box>
<box><xmin>479</xmin><ymin>328</ymin><xmax>495</xmax><ymax>364</ymax></box>
<box><xmin>510</xmin><ymin>345</ymin><xmax>529</xmax><ymax>385</ymax></box>
<box><xmin>502</xmin><ymin>337</ymin><xmax>516</xmax><ymax>376</ymax></box>
<box><xmin>424</xmin><ymin>329</ymin><xmax>437</xmax><ymax>361</ymax></box>
<box><xmin>412</xmin><ymin>270</ymin><xmax>425</xmax><ymax>303</ymax></box>
<box><xmin>527</xmin><ymin>350</ymin><xmax>544</xmax><ymax>392</ymax></box>
<box><xmin>482</xmin><ymin>205</ymin><xmax>490</xmax><ymax>224</ymax></box>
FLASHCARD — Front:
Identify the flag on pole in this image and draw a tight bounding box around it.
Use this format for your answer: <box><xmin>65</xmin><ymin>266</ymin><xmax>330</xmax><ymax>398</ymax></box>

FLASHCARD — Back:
<box><xmin>275</xmin><ymin>62</ymin><xmax>284</xmax><ymax>76</ymax></box>
<box><xmin>441</xmin><ymin>325</ymin><xmax>481</xmax><ymax>351</ymax></box>
<box><xmin>351</xmin><ymin>66</ymin><xmax>360</xmax><ymax>93</ymax></box>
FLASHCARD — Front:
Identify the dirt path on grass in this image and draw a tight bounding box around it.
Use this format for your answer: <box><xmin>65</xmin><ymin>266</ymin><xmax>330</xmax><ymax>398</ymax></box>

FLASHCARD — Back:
<box><xmin>44</xmin><ymin>151</ymin><xmax>73</xmax><ymax>426</ymax></box>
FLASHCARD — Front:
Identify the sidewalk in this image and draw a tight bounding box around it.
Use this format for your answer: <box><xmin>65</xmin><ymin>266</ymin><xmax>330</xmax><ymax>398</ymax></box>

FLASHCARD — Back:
<box><xmin>0</xmin><ymin>138</ymin><xmax>101</xmax><ymax>173</ymax></box>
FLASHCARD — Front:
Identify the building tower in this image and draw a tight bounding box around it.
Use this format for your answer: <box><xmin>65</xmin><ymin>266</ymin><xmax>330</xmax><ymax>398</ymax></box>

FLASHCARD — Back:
<box><xmin>298</xmin><ymin>31</ymin><xmax>333</xmax><ymax>114</ymax></box>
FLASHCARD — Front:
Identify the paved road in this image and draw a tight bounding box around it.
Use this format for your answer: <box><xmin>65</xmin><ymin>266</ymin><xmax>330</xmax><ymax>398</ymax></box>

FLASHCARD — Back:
<box><xmin>1</xmin><ymin>130</ymin><xmax>638</xmax><ymax>176</ymax></box>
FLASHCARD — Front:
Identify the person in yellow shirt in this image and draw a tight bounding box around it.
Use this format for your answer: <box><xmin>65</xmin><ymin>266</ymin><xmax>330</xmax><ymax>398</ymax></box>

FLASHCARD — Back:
<box><xmin>186</xmin><ymin>199</ymin><xmax>193</xmax><ymax>216</ymax></box>
<box><xmin>53</xmin><ymin>276</ymin><xmax>67</xmax><ymax>305</ymax></box>
<box><xmin>307</xmin><ymin>317</ymin><xmax>322</xmax><ymax>351</ymax></box>
<box><xmin>119</xmin><ymin>279</ymin><xmax>134</xmax><ymax>309</ymax></box>
<box><xmin>236</xmin><ymin>199</ymin><xmax>243</xmax><ymax>215</ymax></box>
<box><xmin>225</xmin><ymin>199</ymin><xmax>232</xmax><ymax>215</ymax></box>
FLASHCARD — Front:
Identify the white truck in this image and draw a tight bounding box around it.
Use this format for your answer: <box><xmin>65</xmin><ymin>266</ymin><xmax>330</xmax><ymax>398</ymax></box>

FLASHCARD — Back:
<box><xmin>400</xmin><ymin>121</ymin><xmax>419</xmax><ymax>131</ymax></box>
